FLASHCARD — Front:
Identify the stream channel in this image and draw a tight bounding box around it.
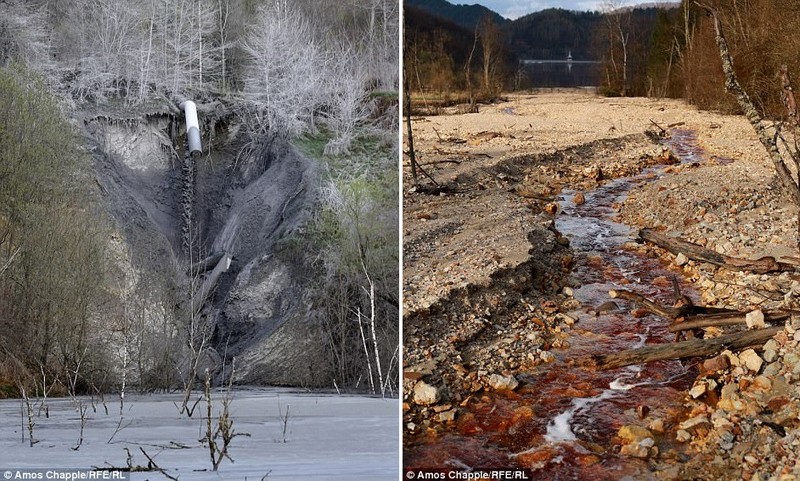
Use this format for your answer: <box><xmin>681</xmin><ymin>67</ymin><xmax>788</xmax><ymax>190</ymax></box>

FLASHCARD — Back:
<box><xmin>407</xmin><ymin>130</ymin><xmax>713</xmax><ymax>479</ymax></box>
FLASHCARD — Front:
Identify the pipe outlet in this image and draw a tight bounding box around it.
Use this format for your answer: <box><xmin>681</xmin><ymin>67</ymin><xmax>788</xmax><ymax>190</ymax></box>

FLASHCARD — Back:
<box><xmin>180</xmin><ymin>100</ymin><xmax>202</xmax><ymax>155</ymax></box>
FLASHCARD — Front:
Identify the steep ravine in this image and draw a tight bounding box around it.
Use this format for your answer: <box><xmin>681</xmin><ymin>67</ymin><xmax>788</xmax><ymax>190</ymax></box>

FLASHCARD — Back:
<box><xmin>83</xmin><ymin>102</ymin><xmax>318</xmax><ymax>386</ymax></box>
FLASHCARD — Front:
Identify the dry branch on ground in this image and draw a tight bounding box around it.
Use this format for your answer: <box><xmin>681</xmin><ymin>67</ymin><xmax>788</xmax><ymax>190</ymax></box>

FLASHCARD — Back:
<box><xmin>594</xmin><ymin>288</ymin><xmax>787</xmax><ymax>370</ymax></box>
<box><xmin>592</xmin><ymin>326</ymin><xmax>781</xmax><ymax>370</ymax></box>
<box><xmin>638</xmin><ymin>228</ymin><xmax>800</xmax><ymax>274</ymax></box>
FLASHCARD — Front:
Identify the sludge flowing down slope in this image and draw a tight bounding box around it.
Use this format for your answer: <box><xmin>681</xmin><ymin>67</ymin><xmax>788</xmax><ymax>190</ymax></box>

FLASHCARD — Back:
<box><xmin>85</xmin><ymin>102</ymin><xmax>319</xmax><ymax>385</ymax></box>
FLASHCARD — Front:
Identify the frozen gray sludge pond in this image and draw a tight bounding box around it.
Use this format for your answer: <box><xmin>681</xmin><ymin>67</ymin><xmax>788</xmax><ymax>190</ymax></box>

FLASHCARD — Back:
<box><xmin>0</xmin><ymin>388</ymin><xmax>399</xmax><ymax>480</ymax></box>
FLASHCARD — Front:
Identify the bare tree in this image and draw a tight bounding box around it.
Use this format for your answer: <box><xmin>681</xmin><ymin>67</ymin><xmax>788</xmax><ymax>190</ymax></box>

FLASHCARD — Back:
<box><xmin>361</xmin><ymin>0</ymin><xmax>399</xmax><ymax>91</ymax></box>
<box><xmin>465</xmin><ymin>24</ymin><xmax>479</xmax><ymax>112</ymax></box>
<box><xmin>403</xmin><ymin>61</ymin><xmax>419</xmax><ymax>187</ymax></box>
<box><xmin>241</xmin><ymin>2</ymin><xmax>326</xmax><ymax>137</ymax></box>
<box><xmin>202</xmin><ymin>364</ymin><xmax>248</xmax><ymax>470</ymax></box>
<box><xmin>19</xmin><ymin>386</ymin><xmax>37</xmax><ymax>447</ymax></box>
<box><xmin>478</xmin><ymin>15</ymin><xmax>503</xmax><ymax>99</ymax></box>
<box><xmin>55</xmin><ymin>0</ymin><xmax>227</xmax><ymax>102</ymax></box>
<box><xmin>0</xmin><ymin>1</ymin><xmax>52</xmax><ymax>70</ymax></box>
<box><xmin>178</xmin><ymin>266</ymin><xmax>214</xmax><ymax>416</ymax></box>
<box><xmin>361</xmin><ymin>260</ymin><xmax>385</xmax><ymax>396</ymax></box>
<box><xmin>136</xmin><ymin>0</ymin><xmax>159</xmax><ymax>100</ymax></box>
<box><xmin>216</xmin><ymin>0</ymin><xmax>231</xmax><ymax>93</ymax></box>
<box><xmin>602</xmin><ymin>0</ymin><xmax>631</xmax><ymax>95</ymax></box>
<box><xmin>62</xmin><ymin>0</ymin><xmax>139</xmax><ymax>100</ymax></box>
<box><xmin>321</xmin><ymin>41</ymin><xmax>375</xmax><ymax>155</ymax></box>
<box><xmin>697</xmin><ymin>2</ymin><xmax>800</xmax><ymax>248</ymax></box>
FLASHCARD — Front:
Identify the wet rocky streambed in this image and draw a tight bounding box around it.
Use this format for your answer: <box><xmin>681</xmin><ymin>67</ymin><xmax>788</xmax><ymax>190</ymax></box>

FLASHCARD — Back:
<box><xmin>405</xmin><ymin>131</ymin><xmax>718</xmax><ymax>478</ymax></box>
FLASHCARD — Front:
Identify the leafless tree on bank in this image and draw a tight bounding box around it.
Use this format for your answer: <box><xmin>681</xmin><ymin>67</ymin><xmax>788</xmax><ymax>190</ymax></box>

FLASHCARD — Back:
<box><xmin>478</xmin><ymin>15</ymin><xmax>503</xmax><ymax>99</ymax></box>
<box><xmin>403</xmin><ymin>61</ymin><xmax>420</xmax><ymax>187</ymax></box>
<box><xmin>697</xmin><ymin>2</ymin><xmax>800</xmax><ymax>249</ymax></box>
<box><xmin>602</xmin><ymin>0</ymin><xmax>632</xmax><ymax>96</ymax></box>
<box><xmin>465</xmin><ymin>24</ymin><xmax>479</xmax><ymax>113</ymax></box>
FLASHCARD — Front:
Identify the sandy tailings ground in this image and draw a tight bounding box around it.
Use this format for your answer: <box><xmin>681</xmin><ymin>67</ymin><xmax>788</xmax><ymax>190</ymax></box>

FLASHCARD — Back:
<box><xmin>403</xmin><ymin>91</ymin><xmax>800</xmax><ymax>479</ymax></box>
<box><xmin>404</xmin><ymin>92</ymin><xmax>788</xmax><ymax>313</ymax></box>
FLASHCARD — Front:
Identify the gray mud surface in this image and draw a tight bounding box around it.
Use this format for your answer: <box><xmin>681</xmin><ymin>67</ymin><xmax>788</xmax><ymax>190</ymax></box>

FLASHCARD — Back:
<box><xmin>85</xmin><ymin>104</ymin><xmax>319</xmax><ymax>385</ymax></box>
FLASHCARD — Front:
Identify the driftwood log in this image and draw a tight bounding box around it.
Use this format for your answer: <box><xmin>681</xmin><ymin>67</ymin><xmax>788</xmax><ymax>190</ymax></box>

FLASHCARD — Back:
<box><xmin>639</xmin><ymin>229</ymin><xmax>799</xmax><ymax>274</ymax></box>
<box><xmin>592</xmin><ymin>326</ymin><xmax>782</xmax><ymax>370</ymax></box>
<box><xmin>609</xmin><ymin>288</ymin><xmax>737</xmax><ymax>319</ymax></box>
<box><xmin>668</xmin><ymin>310</ymin><xmax>791</xmax><ymax>332</ymax></box>
<box><xmin>610</xmin><ymin>288</ymin><xmax>790</xmax><ymax>331</ymax></box>
<box><xmin>595</xmin><ymin>288</ymin><xmax>791</xmax><ymax>368</ymax></box>
<box><xmin>610</xmin><ymin>289</ymin><xmax>692</xmax><ymax>319</ymax></box>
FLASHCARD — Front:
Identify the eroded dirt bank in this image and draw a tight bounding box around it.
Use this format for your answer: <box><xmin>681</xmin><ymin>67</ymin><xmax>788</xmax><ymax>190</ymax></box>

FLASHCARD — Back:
<box><xmin>84</xmin><ymin>101</ymin><xmax>320</xmax><ymax>386</ymax></box>
<box><xmin>403</xmin><ymin>92</ymin><xmax>800</xmax><ymax>479</ymax></box>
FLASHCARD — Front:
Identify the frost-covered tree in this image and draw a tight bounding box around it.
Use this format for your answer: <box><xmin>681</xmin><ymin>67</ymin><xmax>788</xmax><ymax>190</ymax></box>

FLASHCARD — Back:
<box><xmin>240</xmin><ymin>0</ymin><xmax>397</xmax><ymax>148</ymax></box>
<box><xmin>0</xmin><ymin>1</ymin><xmax>52</xmax><ymax>70</ymax></box>
<box><xmin>63</xmin><ymin>0</ymin><xmax>140</xmax><ymax>100</ymax></box>
<box><xmin>356</xmin><ymin>0</ymin><xmax>400</xmax><ymax>91</ymax></box>
<box><xmin>320</xmin><ymin>42</ymin><xmax>374</xmax><ymax>155</ymax></box>
<box><xmin>241</xmin><ymin>2</ymin><xmax>327</xmax><ymax>138</ymax></box>
<box><xmin>53</xmin><ymin>0</ymin><xmax>227</xmax><ymax>102</ymax></box>
<box><xmin>156</xmin><ymin>0</ymin><xmax>220</xmax><ymax>95</ymax></box>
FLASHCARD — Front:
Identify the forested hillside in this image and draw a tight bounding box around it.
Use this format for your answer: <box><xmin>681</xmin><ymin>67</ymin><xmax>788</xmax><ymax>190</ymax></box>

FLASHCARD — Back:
<box><xmin>405</xmin><ymin>0</ymin><xmax>508</xmax><ymax>30</ymax></box>
<box><xmin>507</xmin><ymin>8</ymin><xmax>604</xmax><ymax>60</ymax></box>
<box><xmin>407</xmin><ymin>0</ymin><xmax>800</xmax><ymax>109</ymax></box>
<box><xmin>0</xmin><ymin>0</ymin><xmax>399</xmax><ymax>399</ymax></box>
<box><xmin>405</xmin><ymin>0</ymin><xmax>674</xmax><ymax>100</ymax></box>
<box><xmin>404</xmin><ymin>5</ymin><xmax>476</xmax><ymax>95</ymax></box>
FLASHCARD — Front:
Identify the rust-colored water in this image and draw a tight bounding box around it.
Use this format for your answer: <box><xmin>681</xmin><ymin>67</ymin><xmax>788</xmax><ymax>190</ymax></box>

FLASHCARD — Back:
<box><xmin>405</xmin><ymin>131</ymin><xmax>707</xmax><ymax>479</ymax></box>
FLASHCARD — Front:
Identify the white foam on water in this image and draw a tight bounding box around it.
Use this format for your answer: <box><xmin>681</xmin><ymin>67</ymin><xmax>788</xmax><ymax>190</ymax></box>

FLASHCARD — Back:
<box><xmin>543</xmin><ymin>387</ymin><xmax>616</xmax><ymax>442</ymax></box>
<box><xmin>609</xmin><ymin>378</ymin><xmax>648</xmax><ymax>391</ymax></box>
<box><xmin>544</xmin><ymin>329</ymin><xmax>650</xmax><ymax>444</ymax></box>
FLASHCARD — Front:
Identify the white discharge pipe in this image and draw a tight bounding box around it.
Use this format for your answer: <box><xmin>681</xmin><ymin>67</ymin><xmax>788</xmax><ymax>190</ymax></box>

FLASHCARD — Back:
<box><xmin>180</xmin><ymin>100</ymin><xmax>202</xmax><ymax>155</ymax></box>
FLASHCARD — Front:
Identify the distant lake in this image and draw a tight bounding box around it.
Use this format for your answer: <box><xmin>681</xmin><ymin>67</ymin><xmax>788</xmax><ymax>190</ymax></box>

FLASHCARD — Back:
<box><xmin>517</xmin><ymin>60</ymin><xmax>602</xmax><ymax>89</ymax></box>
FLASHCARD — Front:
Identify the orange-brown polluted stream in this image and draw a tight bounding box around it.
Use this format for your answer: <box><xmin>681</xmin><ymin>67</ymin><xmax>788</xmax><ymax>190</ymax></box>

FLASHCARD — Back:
<box><xmin>406</xmin><ymin>131</ymin><xmax>709</xmax><ymax>480</ymax></box>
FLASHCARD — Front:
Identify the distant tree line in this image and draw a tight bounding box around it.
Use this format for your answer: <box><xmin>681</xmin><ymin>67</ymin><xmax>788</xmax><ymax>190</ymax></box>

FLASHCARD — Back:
<box><xmin>404</xmin><ymin>3</ymin><xmax>668</xmax><ymax>103</ymax></box>
<box><xmin>405</xmin><ymin>0</ymin><xmax>508</xmax><ymax>31</ymax></box>
<box><xmin>406</xmin><ymin>0</ymin><xmax>800</xmax><ymax>114</ymax></box>
<box><xmin>405</xmin><ymin>5</ymin><xmax>513</xmax><ymax>106</ymax></box>
<box><xmin>507</xmin><ymin>8</ymin><xmax>604</xmax><ymax>60</ymax></box>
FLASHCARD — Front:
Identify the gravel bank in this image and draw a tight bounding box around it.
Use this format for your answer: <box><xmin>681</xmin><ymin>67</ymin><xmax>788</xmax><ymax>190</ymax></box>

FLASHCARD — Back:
<box><xmin>404</xmin><ymin>92</ymin><xmax>800</xmax><ymax>479</ymax></box>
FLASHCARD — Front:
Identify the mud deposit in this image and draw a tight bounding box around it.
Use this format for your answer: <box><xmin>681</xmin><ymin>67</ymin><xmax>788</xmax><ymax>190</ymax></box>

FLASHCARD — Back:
<box><xmin>404</xmin><ymin>131</ymin><xmax>714</xmax><ymax>478</ymax></box>
<box><xmin>84</xmin><ymin>105</ymin><xmax>319</xmax><ymax>385</ymax></box>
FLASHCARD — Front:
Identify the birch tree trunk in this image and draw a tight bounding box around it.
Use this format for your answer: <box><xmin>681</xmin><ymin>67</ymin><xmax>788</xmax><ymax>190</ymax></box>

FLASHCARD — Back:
<box><xmin>696</xmin><ymin>2</ymin><xmax>800</xmax><ymax>208</ymax></box>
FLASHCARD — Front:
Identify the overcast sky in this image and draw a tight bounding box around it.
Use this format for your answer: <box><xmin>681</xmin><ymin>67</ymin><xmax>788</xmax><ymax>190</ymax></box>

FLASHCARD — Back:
<box><xmin>474</xmin><ymin>1</ymin><xmax>668</xmax><ymax>19</ymax></box>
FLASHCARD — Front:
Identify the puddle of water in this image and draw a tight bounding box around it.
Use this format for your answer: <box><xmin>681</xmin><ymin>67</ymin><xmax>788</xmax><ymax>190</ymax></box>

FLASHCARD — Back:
<box><xmin>405</xmin><ymin>130</ymin><xmax>706</xmax><ymax>477</ymax></box>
